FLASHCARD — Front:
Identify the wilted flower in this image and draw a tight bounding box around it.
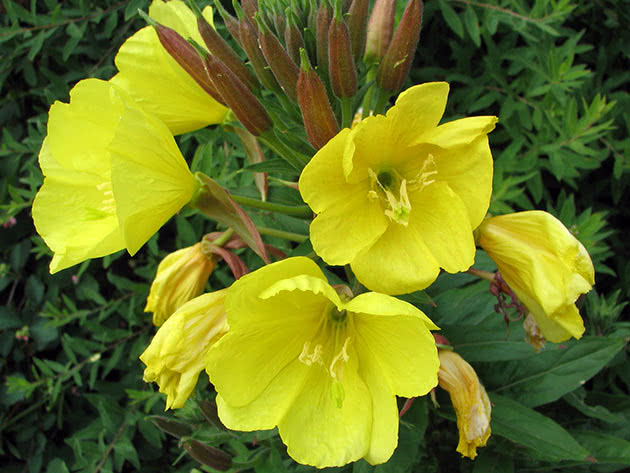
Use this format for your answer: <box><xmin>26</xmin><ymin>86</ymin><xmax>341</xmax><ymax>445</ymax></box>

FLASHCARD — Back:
<box><xmin>299</xmin><ymin>82</ymin><xmax>497</xmax><ymax>294</ymax></box>
<box><xmin>477</xmin><ymin>211</ymin><xmax>595</xmax><ymax>342</ymax></box>
<box><xmin>438</xmin><ymin>350</ymin><xmax>491</xmax><ymax>459</ymax></box>
<box><xmin>32</xmin><ymin>79</ymin><xmax>196</xmax><ymax>273</ymax></box>
<box><xmin>110</xmin><ymin>0</ymin><xmax>227</xmax><ymax>135</ymax></box>
<box><xmin>141</xmin><ymin>290</ymin><xmax>228</xmax><ymax>409</ymax></box>
<box><xmin>146</xmin><ymin>243</ymin><xmax>216</xmax><ymax>326</ymax></box>
<box><xmin>206</xmin><ymin>257</ymin><xmax>440</xmax><ymax>467</ymax></box>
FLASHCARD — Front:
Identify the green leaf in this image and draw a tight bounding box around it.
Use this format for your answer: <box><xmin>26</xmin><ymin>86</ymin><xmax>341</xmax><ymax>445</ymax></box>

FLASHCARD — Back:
<box><xmin>492</xmin><ymin>336</ymin><xmax>626</xmax><ymax>407</ymax></box>
<box><xmin>438</xmin><ymin>0</ymin><xmax>464</xmax><ymax>38</ymax></box>
<box><xmin>490</xmin><ymin>393</ymin><xmax>590</xmax><ymax>462</ymax></box>
<box><xmin>463</xmin><ymin>6</ymin><xmax>481</xmax><ymax>47</ymax></box>
<box><xmin>572</xmin><ymin>431</ymin><xmax>630</xmax><ymax>465</ymax></box>
<box><xmin>563</xmin><ymin>390</ymin><xmax>623</xmax><ymax>424</ymax></box>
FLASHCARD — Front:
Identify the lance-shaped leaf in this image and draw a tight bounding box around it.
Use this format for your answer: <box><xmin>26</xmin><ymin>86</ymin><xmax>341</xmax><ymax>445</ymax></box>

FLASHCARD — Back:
<box><xmin>489</xmin><ymin>393</ymin><xmax>591</xmax><ymax>462</ymax></box>
<box><xmin>191</xmin><ymin>173</ymin><xmax>270</xmax><ymax>263</ymax></box>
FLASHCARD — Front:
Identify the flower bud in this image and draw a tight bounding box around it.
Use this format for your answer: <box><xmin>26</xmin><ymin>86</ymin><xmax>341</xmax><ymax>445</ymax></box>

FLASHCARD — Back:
<box><xmin>328</xmin><ymin>1</ymin><xmax>358</xmax><ymax>98</ymax></box>
<box><xmin>347</xmin><ymin>0</ymin><xmax>369</xmax><ymax>61</ymax></box>
<box><xmin>376</xmin><ymin>0</ymin><xmax>423</xmax><ymax>94</ymax></box>
<box><xmin>203</xmin><ymin>54</ymin><xmax>273</xmax><ymax>135</ymax></box>
<box><xmin>181</xmin><ymin>437</ymin><xmax>232</xmax><ymax>471</ymax></box>
<box><xmin>364</xmin><ymin>0</ymin><xmax>396</xmax><ymax>63</ymax></box>
<box><xmin>438</xmin><ymin>350</ymin><xmax>491</xmax><ymax>459</ymax></box>
<box><xmin>242</xmin><ymin>0</ymin><xmax>259</xmax><ymax>30</ymax></box>
<box><xmin>316</xmin><ymin>0</ymin><xmax>333</xmax><ymax>73</ymax></box>
<box><xmin>195</xmin><ymin>12</ymin><xmax>259</xmax><ymax>92</ymax></box>
<box><xmin>148</xmin><ymin>416</ymin><xmax>193</xmax><ymax>438</ymax></box>
<box><xmin>152</xmin><ymin>23</ymin><xmax>225</xmax><ymax>105</ymax></box>
<box><xmin>140</xmin><ymin>290</ymin><xmax>229</xmax><ymax>409</ymax></box>
<box><xmin>298</xmin><ymin>48</ymin><xmax>340</xmax><ymax>149</ymax></box>
<box><xmin>212</xmin><ymin>0</ymin><xmax>242</xmax><ymax>45</ymax></box>
<box><xmin>284</xmin><ymin>8</ymin><xmax>306</xmax><ymax>64</ymax></box>
<box><xmin>237</xmin><ymin>11</ymin><xmax>283</xmax><ymax>94</ymax></box>
<box><xmin>145</xmin><ymin>242</ymin><xmax>216</xmax><ymax>326</ymax></box>
<box><xmin>257</xmin><ymin>15</ymin><xmax>300</xmax><ymax>101</ymax></box>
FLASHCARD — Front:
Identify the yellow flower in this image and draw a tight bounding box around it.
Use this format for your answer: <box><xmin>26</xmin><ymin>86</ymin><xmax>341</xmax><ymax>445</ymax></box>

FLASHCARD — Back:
<box><xmin>477</xmin><ymin>211</ymin><xmax>595</xmax><ymax>342</ymax></box>
<box><xmin>140</xmin><ymin>290</ymin><xmax>228</xmax><ymax>409</ymax></box>
<box><xmin>110</xmin><ymin>0</ymin><xmax>227</xmax><ymax>135</ymax></box>
<box><xmin>32</xmin><ymin>79</ymin><xmax>196</xmax><ymax>273</ymax></box>
<box><xmin>146</xmin><ymin>243</ymin><xmax>217</xmax><ymax>326</ymax></box>
<box><xmin>299</xmin><ymin>82</ymin><xmax>497</xmax><ymax>295</ymax></box>
<box><xmin>438</xmin><ymin>350</ymin><xmax>491</xmax><ymax>459</ymax></box>
<box><xmin>206</xmin><ymin>256</ymin><xmax>440</xmax><ymax>467</ymax></box>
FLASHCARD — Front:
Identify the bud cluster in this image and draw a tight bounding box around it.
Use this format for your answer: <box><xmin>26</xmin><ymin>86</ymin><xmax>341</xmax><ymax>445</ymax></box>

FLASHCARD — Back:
<box><xmin>152</xmin><ymin>0</ymin><xmax>424</xmax><ymax>154</ymax></box>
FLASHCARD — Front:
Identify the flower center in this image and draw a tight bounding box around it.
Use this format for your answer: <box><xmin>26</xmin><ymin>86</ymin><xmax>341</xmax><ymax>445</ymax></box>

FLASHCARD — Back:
<box><xmin>298</xmin><ymin>303</ymin><xmax>354</xmax><ymax>408</ymax></box>
<box><xmin>367</xmin><ymin>155</ymin><xmax>438</xmax><ymax>226</ymax></box>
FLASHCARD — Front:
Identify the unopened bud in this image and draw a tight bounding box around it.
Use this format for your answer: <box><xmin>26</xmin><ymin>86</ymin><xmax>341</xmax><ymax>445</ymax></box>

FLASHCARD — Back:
<box><xmin>284</xmin><ymin>8</ymin><xmax>306</xmax><ymax>64</ymax></box>
<box><xmin>181</xmin><ymin>437</ymin><xmax>232</xmax><ymax>471</ymax></box>
<box><xmin>242</xmin><ymin>0</ymin><xmax>259</xmax><ymax>30</ymax></box>
<box><xmin>270</xmin><ymin>2</ymin><xmax>287</xmax><ymax>37</ymax></box>
<box><xmin>376</xmin><ymin>0</ymin><xmax>423</xmax><ymax>94</ymax></box>
<box><xmin>298</xmin><ymin>49</ymin><xmax>339</xmax><ymax>149</ymax></box>
<box><xmin>237</xmin><ymin>12</ymin><xmax>283</xmax><ymax>94</ymax></box>
<box><xmin>152</xmin><ymin>23</ymin><xmax>225</xmax><ymax>106</ymax></box>
<box><xmin>196</xmin><ymin>14</ymin><xmax>259</xmax><ymax>92</ymax></box>
<box><xmin>257</xmin><ymin>15</ymin><xmax>300</xmax><ymax>102</ymax></box>
<box><xmin>148</xmin><ymin>416</ymin><xmax>194</xmax><ymax>438</ymax></box>
<box><xmin>316</xmin><ymin>0</ymin><xmax>333</xmax><ymax>74</ymax></box>
<box><xmin>328</xmin><ymin>1</ymin><xmax>357</xmax><ymax>98</ymax></box>
<box><xmin>364</xmin><ymin>0</ymin><xmax>396</xmax><ymax>63</ymax></box>
<box><xmin>212</xmin><ymin>0</ymin><xmax>242</xmax><ymax>45</ymax></box>
<box><xmin>347</xmin><ymin>0</ymin><xmax>369</xmax><ymax>61</ymax></box>
<box><xmin>204</xmin><ymin>54</ymin><xmax>273</xmax><ymax>135</ymax></box>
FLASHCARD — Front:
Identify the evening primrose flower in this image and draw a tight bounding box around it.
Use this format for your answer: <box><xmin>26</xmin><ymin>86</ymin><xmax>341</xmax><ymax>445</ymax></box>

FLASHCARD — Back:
<box><xmin>206</xmin><ymin>256</ymin><xmax>440</xmax><ymax>467</ymax></box>
<box><xmin>299</xmin><ymin>82</ymin><xmax>497</xmax><ymax>295</ymax></box>
<box><xmin>146</xmin><ymin>243</ymin><xmax>216</xmax><ymax>326</ymax></box>
<box><xmin>438</xmin><ymin>350</ymin><xmax>491</xmax><ymax>459</ymax></box>
<box><xmin>110</xmin><ymin>0</ymin><xmax>227</xmax><ymax>135</ymax></box>
<box><xmin>32</xmin><ymin>78</ymin><xmax>196</xmax><ymax>273</ymax></box>
<box><xmin>141</xmin><ymin>290</ymin><xmax>228</xmax><ymax>409</ymax></box>
<box><xmin>477</xmin><ymin>211</ymin><xmax>595</xmax><ymax>342</ymax></box>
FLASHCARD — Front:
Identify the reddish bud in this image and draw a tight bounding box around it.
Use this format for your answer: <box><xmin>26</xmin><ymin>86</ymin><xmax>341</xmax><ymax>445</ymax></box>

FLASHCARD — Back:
<box><xmin>365</xmin><ymin>0</ymin><xmax>396</xmax><ymax>63</ymax></box>
<box><xmin>204</xmin><ymin>55</ymin><xmax>272</xmax><ymax>136</ymax></box>
<box><xmin>197</xmin><ymin>16</ymin><xmax>258</xmax><ymax>92</ymax></box>
<box><xmin>154</xmin><ymin>24</ymin><xmax>225</xmax><ymax>105</ymax></box>
<box><xmin>347</xmin><ymin>0</ymin><xmax>369</xmax><ymax>61</ymax></box>
<box><xmin>257</xmin><ymin>16</ymin><xmax>300</xmax><ymax>102</ymax></box>
<box><xmin>241</xmin><ymin>0</ymin><xmax>259</xmax><ymax>31</ymax></box>
<box><xmin>298</xmin><ymin>49</ymin><xmax>340</xmax><ymax>149</ymax></box>
<box><xmin>238</xmin><ymin>15</ymin><xmax>283</xmax><ymax>94</ymax></box>
<box><xmin>328</xmin><ymin>3</ymin><xmax>357</xmax><ymax>98</ymax></box>
<box><xmin>181</xmin><ymin>438</ymin><xmax>232</xmax><ymax>471</ymax></box>
<box><xmin>316</xmin><ymin>0</ymin><xmax>333</xmax><ymax>74</ymax></box>
<box><xmin>376</xmin><ymin>0</ymin><xmax>423</xmax><ymax>94</ymax></box>
<box><xmin>212</xmin><ymin>0</ymin><xmax>241</xmax><ymax>45</ymax></box>
<box><xmin>284</xmin><ymin>9</ymin><xmax>306</xmax><ymax>64</ymax></box>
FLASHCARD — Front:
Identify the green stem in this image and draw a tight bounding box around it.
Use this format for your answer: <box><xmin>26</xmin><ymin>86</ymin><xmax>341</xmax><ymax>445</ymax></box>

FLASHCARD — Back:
<box><xmin>361</xmin><ymin>65</ymin><xmax>378</xmax><ymax>117</ymax></box>
<box><xmin>212</xmin><ymin>228</ymin><xmax>235</xmax><ymax>247</ymax></box>
<box><xmin>231</xmin><ymin>194</ymin><xmax>312</xmax><ymax>218</ymax></box>
<box><xmin>435</xmin><ymin>343</ymin><xmax>454</xmax><ymax>351</ymax></box>
<box><xmin>257</xmin><ymin>226</ymin><xmax>308</xmax><ymax>243</ymax></box>
<box><xmin>340</xmin><ymin>97</ymin><xmax>354</xmax><ymax>129</ymax></box>
<box><xmin>373</xmin><ymin>86</ymin><xmax>391</xmax><ymax>115</ymax></box>
<box><xmin>466</xmin><ymin>268</ymin><xmax>496</xmax><ymax>282</ymax></box>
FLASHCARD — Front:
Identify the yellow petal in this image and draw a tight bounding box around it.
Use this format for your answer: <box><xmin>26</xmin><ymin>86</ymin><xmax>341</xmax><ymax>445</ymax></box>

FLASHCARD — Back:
<box><xmin>354</xmin><ymin>311</ymin><xmax>439</xmax><ymax>397</ymax></box>
<box><xmin>427</xmin><ymin>135</ymin><xmax>494</xmax><ymax>230</ymax></box>
<box><xmin>407</xmin><ymin>181</ymin><xmax>476</xmax><ymax>274</ymax></box>
<box><xmin>111</xmin><ymin>25</ymin><xmax>226</xmax><ymax>135</ymax></box>
<box><xmin>350</xmin><ymin>219</ymin><xmax>440</xmax><ymax>295</ymax></box>
<box><xmin>413</xmin><ymin>116</ymin><xmax>498</xmax><ymax>149</ymax></box>
<box><xmin>346</xmin><ymin>292</ymin><xmax>439</xmax><ymax>329</ymax></box>
<box><xmin>215</xmin><ymin>357</ymin><xmax>309</xmax><ymax>431</ymax></box>
<box><xmin>385</xmin><ymin>82</ymin><xmax>449</xmax><ymax>145</ymax></box>
<box><xmin>278</xmin><ymin>348</ymin><xmax>371</xmax><ymax>467</ymax></box>
<box><xmin>108</xmin><ymin>94</ymin><xmax>195</xmax><ymax>255</ymax></box>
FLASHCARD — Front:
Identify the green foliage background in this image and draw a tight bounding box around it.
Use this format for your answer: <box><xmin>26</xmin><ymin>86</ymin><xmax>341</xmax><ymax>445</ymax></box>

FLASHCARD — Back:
<box><xmin>1</xmin><ymin>0</ymin><xmax>628</xmax><ymax>472</ymax></box>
